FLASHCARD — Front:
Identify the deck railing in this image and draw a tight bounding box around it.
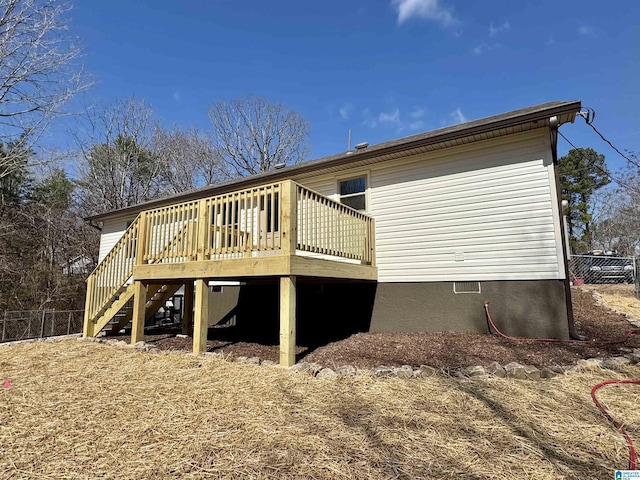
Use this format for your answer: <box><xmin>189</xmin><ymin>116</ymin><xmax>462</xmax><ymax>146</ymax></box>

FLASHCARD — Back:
<box><xmin>85</xmin><ymin>216</ymin><xmax>139</xmax><ymax>322</ymax></box>
<box><xmin>85</xmin><ymin>180</ymin><xmax>375</xmax><ymax>323</ymax></box>
<box><xmin>296</xmin><ymin>184</ymin><xmax>374</xmax><ymax>264</ymax></box>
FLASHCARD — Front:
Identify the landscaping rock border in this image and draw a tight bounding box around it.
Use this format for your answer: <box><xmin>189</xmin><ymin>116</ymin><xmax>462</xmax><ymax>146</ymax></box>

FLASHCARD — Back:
<box><xmin>3</xmin><ymin>332</ymin><xmax>639</xmax><ymax>383</ymax></box>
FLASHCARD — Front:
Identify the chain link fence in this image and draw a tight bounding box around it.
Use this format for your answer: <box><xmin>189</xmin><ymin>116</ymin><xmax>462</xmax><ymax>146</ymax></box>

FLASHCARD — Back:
<box><xmin>569</xmin><ymin>254</ymin><xmax>636</xmax><ymax>285</ymax></box>
<box><xmin>0</xmin><ymin>310</ymin><xmax>84</xmax><ymax>343</ymax></box>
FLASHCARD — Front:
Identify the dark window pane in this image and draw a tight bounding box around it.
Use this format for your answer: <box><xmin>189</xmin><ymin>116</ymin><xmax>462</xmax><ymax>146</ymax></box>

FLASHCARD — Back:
<box><xmin>340</xmin><ymin>177</ymin><xmax>366</xmax><ymax>195</ymax></box>
<box><xmin>266</xmin><ymin>193</ymin><xmax>279</xmax><ymax>232</ymax></box>
<box><xmin>341</xmin><ymin>194</ymin><xmax>366</xmax><ymax>211</ymax></box>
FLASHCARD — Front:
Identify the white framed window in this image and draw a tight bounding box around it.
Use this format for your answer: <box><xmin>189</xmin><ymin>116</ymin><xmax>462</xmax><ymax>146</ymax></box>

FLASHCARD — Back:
<box><xmin>338</xmin><ymin>174</ymin><xmax>368</xmax><ymax>211</ymax></box>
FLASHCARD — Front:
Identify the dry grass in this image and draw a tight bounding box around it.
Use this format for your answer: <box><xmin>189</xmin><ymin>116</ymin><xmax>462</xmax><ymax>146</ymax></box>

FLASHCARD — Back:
<box><xmin>588</xmin><ymin>285</ymin><xmax>640</xmax><ymax>321</ymax></box>
<box><xmin>0</xmin><ymin>340</ymin><xmax>639</xmax><ymax>479</ymax></box>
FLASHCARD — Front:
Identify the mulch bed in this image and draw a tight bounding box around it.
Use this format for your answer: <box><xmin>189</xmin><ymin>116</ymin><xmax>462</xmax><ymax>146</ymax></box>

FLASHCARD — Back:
<box><xmin>120</xmin><ymin>288</ymin><xmax>640</xmax><ymax>369</ymax></box>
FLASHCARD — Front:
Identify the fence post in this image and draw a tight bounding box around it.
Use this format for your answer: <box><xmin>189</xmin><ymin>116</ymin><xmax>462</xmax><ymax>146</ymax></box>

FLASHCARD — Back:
<box><xmin>51</xmin><ymin>309</ymin><xmax>55</xmax><ymax>337</ymax></box>
<box><xmin>40</xmin><ymin>310</ymin><xmax>46</xmax><ymax>339</ymax></box>
<box><xmin>67</xmin><ymin>311</ymin><xmax>72</xmax><ymax>335</ymax></box>
<box><xmin>635</xmin><ymin>257</ymin><xmax>639</xmax><ymax>299</ymax></box>
<box><xmin>1</xmin><ymin>311</ymin><xmax>6</xmax><ymax>342</ymax></box>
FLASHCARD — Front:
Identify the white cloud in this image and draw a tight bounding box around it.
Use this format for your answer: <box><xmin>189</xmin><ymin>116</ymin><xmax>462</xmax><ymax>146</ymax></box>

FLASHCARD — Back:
<box><xmin>408</xmin><ymin>120</ymin><xmax>426</xmax><ymax>131</ymax></box>
<box><xmin>451</xmin><ymin>107</ymin><xmax>467</xmax><ymax>124</ymax></box>
<box><xmin>379</xmin><ymin>109</ymin><xmax>401</xmax><ymax>124</ymax></box>
<box><xmin>391</xmin><ymin>0</ymin><xmax>458</xmax><ymax>26</ymax></box>
<box><xmin>472</xmin><ymin>42</ymin><xmax>499</xmax><ymax>55</ymax></box>
<box><xmin>362</xmin><ymin>109</ymin><xmax>378</xmax><ymax>128</ymax></box>
<box><xmin>578</xmin><ymin>25</ymin><xmax>594</xmax><ymax>35</ymax></box>
<box><xmin>410</xmin><ymin>106</ymin><xmax>425</xmax><ymax>119</ymax></box>
<box><xmin>489</xmin><ymin>20</ymin><xmax>510</xmax><ymax>37</ymax></box>
<box><xmin>339</xmin><ymin>103</ymin><xmax>353</xmax><ymax>120</ymax></box>
<box><xmin>173</xmin><ymin>92</ymin><xmax>181</xmax><ymax>101</ymax></box>
<box><xmin>363</xmin><ymin>106</ymin><xmax>428</xmax><ymax>132</ymax></box>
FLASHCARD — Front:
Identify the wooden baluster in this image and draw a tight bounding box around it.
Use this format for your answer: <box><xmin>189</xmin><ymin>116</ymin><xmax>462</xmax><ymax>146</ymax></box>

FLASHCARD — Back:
<box><xmin>281</xmin><ymin>181</ymin><xmax>297</xmax><ymax>257</ymax></box>
<box><xmin>196</xmin><ymin>199</ymin><xmax>208</xmax><ymax>261</ymax></box>
<box><xmin>270</xmin><ymin>185</ymin><xmax>275</xmax><ymax>250</ymax></box>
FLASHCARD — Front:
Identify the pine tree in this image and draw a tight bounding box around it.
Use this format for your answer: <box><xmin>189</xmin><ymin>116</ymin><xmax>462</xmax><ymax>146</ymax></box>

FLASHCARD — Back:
<box><xmin>559</xmin><ymin>148</ymin><xmax>610</xmax><ymax>252</ymax></box>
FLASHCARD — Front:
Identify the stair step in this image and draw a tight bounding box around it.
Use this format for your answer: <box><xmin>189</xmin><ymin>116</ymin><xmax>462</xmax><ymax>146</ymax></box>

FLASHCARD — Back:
<box><xmin>92</xmin><ymin>283</ymin><xmax>182</xmax><ymax>335</ymax></box>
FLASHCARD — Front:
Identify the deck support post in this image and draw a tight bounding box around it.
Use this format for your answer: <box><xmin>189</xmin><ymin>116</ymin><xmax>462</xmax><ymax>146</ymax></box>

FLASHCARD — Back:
<box><xmin>182</xmin><ymin>280</ymin><xmax>194</xmax><ymax>336</ymax></box>
<box><xmin>193</xmin><ymin>278</ymin><xmax>209</xmax><ymax>354</ymax></box>
<box><xmin>130</xmin><ymin>280</ymin><xmax>147</xmax><ymax>345</ymax></box>
<box><xmin>279</xmin><ymin>275</ymin><xmax>296</xmax><ymax>367</ymax></box>
<box><xmin>82</xmin><ymin>274</ymin><xmax>95</xmax><ymax>338</ymax></box>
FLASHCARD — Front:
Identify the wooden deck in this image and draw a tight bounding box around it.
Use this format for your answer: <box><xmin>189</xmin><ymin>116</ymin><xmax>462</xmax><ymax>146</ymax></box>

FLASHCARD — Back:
<box><xmin>83</xmin><ymin>180</ymin><xmax>377</xmax><ymax>365</ymax></box>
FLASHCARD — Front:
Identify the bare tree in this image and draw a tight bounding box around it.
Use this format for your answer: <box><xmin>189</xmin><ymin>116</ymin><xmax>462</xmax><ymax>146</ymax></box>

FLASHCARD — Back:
<box><xmin>207</xmin><ymin>95</ymin><xmax>310</xmax><ymax>177</ymax></box>
<box><xmin>75</xmin><ymin>98</ymin><xmax>165</xmax><ymax>214</ymax></box>
<box><xmin>0</xmin><ymin>159</ymin><xmax>96</xmax><ymax>311</ymax></box>
<box><xmin>0</xmin><ymin>0</ymin><xmax>88</xmax><ymax>179</ymax></box>
<box><xmin>591</xmin><ymin>165</ymin><xmax>640</xmax><ymax>256</ymax></box>
<box><xmin>153</xmin><ymin>125</ymin><xmax>225</xmax><ymax>193</ymax></box>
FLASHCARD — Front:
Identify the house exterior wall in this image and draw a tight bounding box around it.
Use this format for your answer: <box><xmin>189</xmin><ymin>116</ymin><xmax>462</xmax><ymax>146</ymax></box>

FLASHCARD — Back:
<box><xmin>209</xmin><ymin>278</ymin><xmax>569</xmax><ymax>341</ymax></box>
<box><xmin>294</xmin><ymin>128</ymin><xmax>565</xmax><ymax>283</ymax></box>
<box><xmin>94</xmin><ymin>127</ymin><xmax>570</xmax><ymax>338</ymax></box>
<box><xmin>369</xmin><ymin>280</ymin><xmax>568</xmax><ymax>338</ymax></box>
<box><xmin>98</xmin><ymin>216</ymin><xmax>133</xmax><ymax>263</ymax></box>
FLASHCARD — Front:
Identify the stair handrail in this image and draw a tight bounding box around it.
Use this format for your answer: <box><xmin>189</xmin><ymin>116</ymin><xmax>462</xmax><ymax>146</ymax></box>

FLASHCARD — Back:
<box><xmin>85</xmin><ymin>215</ymin><xmax>141</xmax><ymax>322</ymax></box>
<box><xmin>86</xmin><ymin>214</ymin><xmax>198</xmax><ymax>324</ymax></box>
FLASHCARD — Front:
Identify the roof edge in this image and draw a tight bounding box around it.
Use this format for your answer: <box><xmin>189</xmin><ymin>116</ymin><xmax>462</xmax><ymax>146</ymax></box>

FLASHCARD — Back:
<box><xmin>86</xmin><ymin>100</ymin><xmax>581</xmax><ymax>222</ymax></box>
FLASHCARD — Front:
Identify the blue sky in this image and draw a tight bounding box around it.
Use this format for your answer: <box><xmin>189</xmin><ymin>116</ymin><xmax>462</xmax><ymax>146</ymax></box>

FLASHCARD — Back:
<box><xmin>64</xmin><ymin>0</ymin><xmax>639</xmax><ymax>174</ymax></box>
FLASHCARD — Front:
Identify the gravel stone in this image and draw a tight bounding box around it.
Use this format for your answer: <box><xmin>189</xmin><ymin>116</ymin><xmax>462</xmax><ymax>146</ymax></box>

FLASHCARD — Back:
<box><xmin>577</xmin><ymin>359</ymin><xmax>602</xmax><ymax>371</ymax></box>
<box><xmin>337</xmin><ymin>365</ymin><xmax>357</xmax><ymax>377</ymax></box>
<box><xmin>373</xmin><ymin>366</ymin><xmax>395</xmax><ymax>378</ymax></box>
<box><xmin>316</xmin><ymin>368</ymin><xmax>338</xmax><ymax>380</ymax></box>
<box><xmin>504</xmin><ymin>362</ymin><xmax>527</xmax><ymax>380</ymax></box>
<box><xmin>540</xmin><ymin>367</ymin><xmax>558</xmax><ymax>379</ymax></box>
<box><xmin>394</xmin><ymin>365</ymin><xmax>413</xmax><ymax>378</ymax></box>
<box><xmin>485</xmin><ymin>362</ymin><xmax>506</xmax><ymax>378</ymax></box>
<box><xmin>414</xmin><ymin>366</ymin><xmax>438</xmax><ymax>378</ymax></box>
<box><xmin>464</xmin><ymin>366</ymin><xmax>486</xmax><ymax>378</ymax></box>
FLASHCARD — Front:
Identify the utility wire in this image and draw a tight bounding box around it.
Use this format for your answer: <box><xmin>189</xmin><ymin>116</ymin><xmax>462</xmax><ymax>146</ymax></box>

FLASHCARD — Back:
<box><xmin>558</xmin><ymin>130</ymin><xmax>640</xmax><ymax>195</ymax></box>
<box><xmin>579</xmin><ymin>108</ymin><xmax>640</xmax><ymax>169</ymax></box>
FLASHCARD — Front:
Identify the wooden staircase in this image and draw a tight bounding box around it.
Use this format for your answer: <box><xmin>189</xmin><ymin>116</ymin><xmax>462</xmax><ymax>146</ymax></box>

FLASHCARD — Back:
<box><xmin>84</xmin><ymin>215</ymin><xmax>195</xmax><ymax>337</ymax></box>
<box><xmin>108</xmin><ymin>283</ymin><xmax>182</xmax><ymax>334</ymax></box>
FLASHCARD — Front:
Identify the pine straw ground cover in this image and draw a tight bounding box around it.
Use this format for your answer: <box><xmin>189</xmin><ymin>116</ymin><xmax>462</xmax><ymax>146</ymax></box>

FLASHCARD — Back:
<box><xmin>580</xmin><ymin>284</ymin><xmax>640</xmax><ymax>321</ymax></box>
<box><xmin>0</xmin><ymin>340</ymin><xmax>639</xmax><ymax>479</ymax></box>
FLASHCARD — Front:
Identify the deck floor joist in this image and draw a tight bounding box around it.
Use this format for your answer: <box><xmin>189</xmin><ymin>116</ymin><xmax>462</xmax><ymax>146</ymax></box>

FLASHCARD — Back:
<box><xmin>132</xmin><ymin>254</ymin><xmax>378</xmax><ymax>282</ymax></box>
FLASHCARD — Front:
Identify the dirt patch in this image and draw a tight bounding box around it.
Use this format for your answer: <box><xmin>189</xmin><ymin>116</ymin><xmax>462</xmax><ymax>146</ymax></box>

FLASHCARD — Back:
<box><xmin>143</xmin><ymin>334</ymin><xmax>309</xmax><ymax>361</ymax></box>
<box><xmin>117</xmin><ymin>287</ymin><xmax>640</xmax><ymax>369</ymax></box>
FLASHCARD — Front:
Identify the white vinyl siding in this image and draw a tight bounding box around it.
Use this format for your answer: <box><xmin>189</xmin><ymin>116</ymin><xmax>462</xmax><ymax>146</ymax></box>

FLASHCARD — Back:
<box><xmin>98</xmin><ymin>217</ymin><xmax>131</xmax><ymax>263</ymax></box>
<box><xmin>96</xmin><ymin>129</ymin><xmax>565</xmax><ymax>283</ymax></box>
<box><xmin>296</xmin><ymin>129</ymin><xmax>564</xmax><ymax>282</ymax></box>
